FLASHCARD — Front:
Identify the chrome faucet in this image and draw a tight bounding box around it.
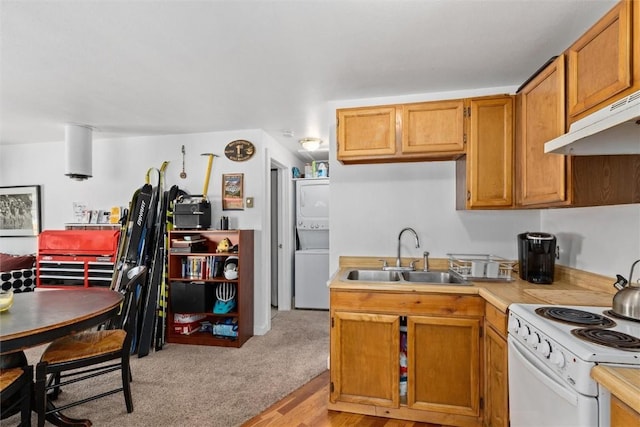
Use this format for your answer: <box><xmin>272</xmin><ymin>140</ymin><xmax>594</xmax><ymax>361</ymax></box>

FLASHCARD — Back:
<box><xmin>382</xmin><ymin>227</ymin><xmax>420</xmax><ymax>271</ymax></box>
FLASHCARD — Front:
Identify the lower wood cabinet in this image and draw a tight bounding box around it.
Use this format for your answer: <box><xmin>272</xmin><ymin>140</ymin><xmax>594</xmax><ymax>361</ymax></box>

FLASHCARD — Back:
<box><xmin>329</xmin><ymin>289</ymin><xmax>484</xmax><ymax>427</ymax></box>
<box><xmin>330</xmin><ymin>312</ymin><xmax>400</xmax><ymax>407</ymax></box>
<box><xmin>611</xmin><ymin>395</ymin><xmax>640</xmax><ymax>427</ymax></box>
<box><xmin>408</xmin><ymin>315</ymin><xmax>481</xmax><ymax>417</ymax></box>
<box><xmin>484</xmin><ymin>303</ymin><xmax>509</xmax><ymax>427</ymax></box>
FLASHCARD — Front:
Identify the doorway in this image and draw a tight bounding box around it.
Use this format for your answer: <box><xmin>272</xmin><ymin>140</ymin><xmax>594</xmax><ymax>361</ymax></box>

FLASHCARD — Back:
<box><xmin>269</xmin><ymin>160</ymin><xmax>292</xmax><ymax>311</ymax></box>
<box><xmin>270</xmin><ymin>168</ymin><xmax>278</xmax><ymax>307</ymax></box>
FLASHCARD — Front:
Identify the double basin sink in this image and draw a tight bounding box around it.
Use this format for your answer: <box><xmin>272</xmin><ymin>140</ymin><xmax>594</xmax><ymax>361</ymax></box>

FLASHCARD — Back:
<box><xmin>342</xmin><ymin>269</ymin><xmax>471</xmax><ymax>285</ymax></box>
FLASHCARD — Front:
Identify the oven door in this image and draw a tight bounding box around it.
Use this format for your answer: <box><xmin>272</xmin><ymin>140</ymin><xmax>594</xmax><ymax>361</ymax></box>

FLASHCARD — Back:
<box><xmin>508</xmin><ymin>337</ymin><xmax>599</xmax><ymax>427</ymax></box>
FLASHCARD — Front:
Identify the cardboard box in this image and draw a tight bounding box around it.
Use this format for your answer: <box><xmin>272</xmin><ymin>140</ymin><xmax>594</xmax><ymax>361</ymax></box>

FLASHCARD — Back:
<box><xmin>173</xmin><ymin>321</ymin><xmax>202</xmax><ymax>335</ymax></box>
<box><xmin>173</xmin><ymin>313</ymin><xmax>206</xmax><ymax>324</ymax></box>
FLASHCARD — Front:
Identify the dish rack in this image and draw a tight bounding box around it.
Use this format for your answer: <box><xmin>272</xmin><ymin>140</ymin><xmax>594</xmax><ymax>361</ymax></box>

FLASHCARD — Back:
<box><xmin>447</xmin><ymin>254</ymin><xmax>516</xmax><ymax>282</ymax></box>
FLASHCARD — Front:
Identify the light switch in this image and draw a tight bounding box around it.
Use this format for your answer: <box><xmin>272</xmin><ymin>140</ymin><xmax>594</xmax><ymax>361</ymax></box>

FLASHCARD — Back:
<box><xmin>246</xmin><ymin>197</ymin><xmax>254</xmax><ymax>208</ymax></box>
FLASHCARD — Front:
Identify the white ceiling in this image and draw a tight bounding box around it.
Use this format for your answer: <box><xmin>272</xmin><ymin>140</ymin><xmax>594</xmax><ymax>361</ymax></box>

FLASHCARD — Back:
<box><xmin>0</xmin><ymin>0</ymin><xmax>617</xmax><ymax>159</ymax></box>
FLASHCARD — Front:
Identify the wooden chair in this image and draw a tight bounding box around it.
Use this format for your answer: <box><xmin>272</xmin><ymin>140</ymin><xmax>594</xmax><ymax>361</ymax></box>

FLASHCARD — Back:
<box><xmin>0</xmin><ymin>365</ymin><xmax>33</xmax><ymax>426</ymax></box>
<box><xmin>34</xmin><ymin>266</ymin><xmax>147</xmax><ymax>427</ymax></box>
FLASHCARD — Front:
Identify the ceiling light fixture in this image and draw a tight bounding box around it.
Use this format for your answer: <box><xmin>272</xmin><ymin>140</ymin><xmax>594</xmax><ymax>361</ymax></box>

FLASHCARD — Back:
<box><xmin>64</xmin><ymin>124</ymin><xmax>93</xmax><ymax>181</ymax></box>
<box><xmin>299</xmin><ymin>137</ymin><xmax>322</xmax><ymax>151</ymax></box>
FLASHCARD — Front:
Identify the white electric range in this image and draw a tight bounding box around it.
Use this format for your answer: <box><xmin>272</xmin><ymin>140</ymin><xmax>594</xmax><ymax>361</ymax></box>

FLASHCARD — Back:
<box><xmin>507</xmin><ymin>303</ymin><xmax>640</xmax><ymax>427</ymax></box>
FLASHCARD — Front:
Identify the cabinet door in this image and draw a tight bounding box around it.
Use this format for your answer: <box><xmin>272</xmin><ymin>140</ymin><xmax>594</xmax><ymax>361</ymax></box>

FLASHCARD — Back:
<box><xmin>517</xmin><ymin>54</ymin><xmax>568</xmax><ymax>206</ymax></box>
<box><xmin>611</xmin><ymin>395</ymin><xmax>640</xmax><ymax>427</ymax></box>
<box><xmin>466</xmin><ymin>96</ymin><xmax>514</xmax><ymax>208</ymax></box>
<box><xmin>484</xmin><ymin>325</ymin><xmax>508</xmax><ymax>427</ymax></box>
<box><xmin>401</xmin><ymin>100</ymin><xmax>465</xmax><ymax>154</ymax></box>
<box><xmin>330</xmin><ymin>311</ymin><xmax>400</xmax><ymax>407</ymax></box>
<box><xmin>407</xmin><ymin>315</ymin><xmax>481</xmax><ymax>417</ymax></box>
<box><xmin>337</xmin><ymin>106</ymin><xmax>397</xmax><ymax>160</ymax></box>
<box><xmin>567</xmin><ymin>0</ymin><xmax>633</xmax><ymax>121</ymax></box>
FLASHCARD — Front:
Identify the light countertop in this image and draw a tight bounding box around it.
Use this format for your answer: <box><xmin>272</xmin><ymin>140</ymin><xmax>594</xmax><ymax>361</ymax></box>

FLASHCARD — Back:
<box><xmin>329</xmin><ymin>256</ymin><xmax>617</xmax><ymax>312</ymax></box>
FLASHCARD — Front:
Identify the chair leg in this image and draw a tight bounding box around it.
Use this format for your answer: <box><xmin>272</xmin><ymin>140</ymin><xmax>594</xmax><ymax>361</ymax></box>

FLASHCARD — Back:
<box><xmin>47</xmin><ymin>372</ymin><xmax>61</xmax><ymax>400</ymax></box>
<box><xmin>34</xmin><ymin>363</ymin><xmax>48</xmax><ymax>427</ymax></box>
<box><xmin>121</xmin><ymin>354</ymin><xmax>133</xmax><ymax>413</ymax></box>
<box><xmin>20</xmin><ymin>366</ymin><xmax>33</xmax><ymax>427</ymax></box>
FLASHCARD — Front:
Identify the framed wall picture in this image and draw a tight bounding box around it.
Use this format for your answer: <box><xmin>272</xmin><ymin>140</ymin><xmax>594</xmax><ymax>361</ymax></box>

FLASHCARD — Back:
<box><xmin>222</xmin><ymin>173</ymin><xmax>244</xmax><ymax>210</ymax></box>
<box><xmin>0</xmin><ymin>185</ymin><xmax>42</xmax><ymax>237</ymax></box>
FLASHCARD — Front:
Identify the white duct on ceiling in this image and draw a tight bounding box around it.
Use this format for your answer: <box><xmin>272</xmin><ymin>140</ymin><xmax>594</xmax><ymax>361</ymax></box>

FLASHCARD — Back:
<box><xmin>65</xmin><ymin>124</ymin><xmax>93</xmax><ymax>181</ymax></box>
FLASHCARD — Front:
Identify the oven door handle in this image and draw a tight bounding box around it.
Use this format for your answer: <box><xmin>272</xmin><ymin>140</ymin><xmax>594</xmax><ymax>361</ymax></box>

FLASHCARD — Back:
<box><xmin>508</xmin><ymin>337</ymin><xmax>578</xmax><ymax>406</ymax></box>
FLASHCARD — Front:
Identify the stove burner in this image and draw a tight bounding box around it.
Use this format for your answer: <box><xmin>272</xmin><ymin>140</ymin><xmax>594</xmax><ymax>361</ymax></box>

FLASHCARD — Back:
<box><xmin>535</xmin><ymin>306</ymin><xmax>616</xmax><ymax>327</ymax></box>
<box><xmin>571</xmin><ymin>328</ymin><xmax>640</xmax><ymax>351</ymax></box>
<box><xmin>604</xmin><ymin>310</ymin><xmax>640</xmax><ymax>324</ymax></box>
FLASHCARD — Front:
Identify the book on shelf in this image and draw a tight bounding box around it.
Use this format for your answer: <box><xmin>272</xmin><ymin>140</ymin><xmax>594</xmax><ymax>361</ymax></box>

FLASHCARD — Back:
<box><xmin>180</xmin><ymin>255</ymin><xmax>226</xmax><ymax>279</ymax></box>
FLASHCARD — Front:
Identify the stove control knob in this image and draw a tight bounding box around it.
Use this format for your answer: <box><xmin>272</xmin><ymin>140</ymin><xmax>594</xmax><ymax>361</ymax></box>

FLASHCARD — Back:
<box><xmin>529</xmin><ymin>332</ymin><xmax>541</xmax><ymax>349</ymax></box>
<box><xmin>537</xmin><ymin>339</ymin><xmax>551</xmax><ymax>358</ymax></box>
<box><xmin>551</xmin><ymin>350</ymin><xmax>565</xmax><ymax>368</ymax></box>
<box><xmin>518</xmin><ymin>325</ymin><xmax>530</xmax><ymax>340</ymax></box>
<box><xmin>508</xmin><ymin>317</ymin><xmax>520</xmax><ymax>334</ymax></box>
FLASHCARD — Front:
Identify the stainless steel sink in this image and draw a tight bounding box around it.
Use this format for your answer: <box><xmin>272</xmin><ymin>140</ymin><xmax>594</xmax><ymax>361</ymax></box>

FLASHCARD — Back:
<box><xmin>401</xmin><ymin>270</ymin><xmax>469</xmax><ymax>285</ymax></box>
<box><xmin>344</xmin><ymin>270</ymin><xmax>401</xmax><ymax>282</ymax></box>
<box><xmin>343</xmin><ymin>269</ymin><xmax>470</xmax><ymax>285</ymax></box>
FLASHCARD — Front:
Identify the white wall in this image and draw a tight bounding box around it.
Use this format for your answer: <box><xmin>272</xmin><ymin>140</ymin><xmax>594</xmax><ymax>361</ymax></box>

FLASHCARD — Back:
<box><xmin>0</xmin><ymin>129</ymin><xmax>303</xmax><ymax>335</ymax></box>
<box><xmin>541</xmin><ymin>205</ymin><xmax>640</xmax><ymax>278</ymax></box>
<box><xmin>328</xmin><ymin>155</ymin><xmax>540</xmax><ymax>272</ymax></box>
<box><xmin>327</xmin><ymin>88</ymin><xmax>640</xmax><ymax>279</ymax></box>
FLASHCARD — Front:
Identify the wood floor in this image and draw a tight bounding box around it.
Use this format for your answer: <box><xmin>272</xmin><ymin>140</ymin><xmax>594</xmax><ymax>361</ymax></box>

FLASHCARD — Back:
<box><xmin>241</xmin><ymin>370</ymin><xmax>441</xmax><ymax>427</ymax></box>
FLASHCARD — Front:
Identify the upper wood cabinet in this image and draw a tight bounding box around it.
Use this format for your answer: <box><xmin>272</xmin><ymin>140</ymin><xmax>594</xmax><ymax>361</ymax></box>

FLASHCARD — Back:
<box><xmin>336</xmin><ymin>100</ymin><xmax>465</xmax><ymax>164</ymax></box>
<box><xmin>457</xmin><ymin>96</ymin><xmax>514</xmax><ymax>209</ymax></box>
<box><xmin>336</xmin><ymin>106</ymin><xmax>397</xmax><ymax>160</ymax></box>
<box><xmin>567</xmin><ymin>0</ymin><xmax>639</xmax><ymax>123</ymax></box>
<box><xmin>517</xmin><ymin>55</ymin><xmax>568</xmax><ymax>207</ymax></box>
<box><xmin>401</xmin><ymin>100</ymin><xmax>465</xmax><ymax>154</ymax></box>
<box><xmin>517</xmin><ymin>54</ymin><xmax>640</xmax><ymax>208</ymax></box>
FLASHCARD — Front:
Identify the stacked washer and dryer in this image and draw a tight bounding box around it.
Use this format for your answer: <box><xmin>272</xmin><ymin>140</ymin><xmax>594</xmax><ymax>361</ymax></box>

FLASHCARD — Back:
<box><xmin>294</xmin><ymin>178</ymin><xmax>329</xmax><ymax>309</ymax></box>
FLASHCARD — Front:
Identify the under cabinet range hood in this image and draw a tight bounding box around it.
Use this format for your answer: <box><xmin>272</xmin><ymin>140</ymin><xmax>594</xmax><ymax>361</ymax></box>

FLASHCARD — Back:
<box><xmin>544</xmin><ymin>89</ymin><xmax>640</xmax><ymax>155</ymax></box>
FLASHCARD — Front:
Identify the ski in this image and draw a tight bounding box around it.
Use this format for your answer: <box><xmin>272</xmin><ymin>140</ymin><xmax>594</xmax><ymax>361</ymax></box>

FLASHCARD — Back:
<box><xmin>111</xmin><ymin>183</ymin><xmax>153</xmax><ymax>294</ymax></box>
<box><xmin>138</xmin><ymin>163</ymin><xmax>169</xmax><ymax>357</ymax></box>
<box><xmin>155</xmin><ymin>184</ymin><xmax>181</xmax><ymax>350</ymax></box>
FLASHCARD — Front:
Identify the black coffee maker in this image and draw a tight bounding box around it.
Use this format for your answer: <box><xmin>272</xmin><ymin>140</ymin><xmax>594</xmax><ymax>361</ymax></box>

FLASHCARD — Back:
<box><xmin>517</xmin><ymin>232</ymin><xmax>557</xmax><ymax>284</ymax></box>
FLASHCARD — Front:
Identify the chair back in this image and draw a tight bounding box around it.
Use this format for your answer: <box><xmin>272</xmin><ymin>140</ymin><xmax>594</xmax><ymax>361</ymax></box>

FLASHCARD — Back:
<box><xmin>115</xmin><ymin>266</ymin><xmax>147</xmax><ymax>337</ymax></box>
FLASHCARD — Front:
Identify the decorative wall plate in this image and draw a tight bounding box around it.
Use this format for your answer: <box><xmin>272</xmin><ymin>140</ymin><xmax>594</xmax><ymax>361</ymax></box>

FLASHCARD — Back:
<box><xmin>224</xmin><ymin>140</ymin><xmax>255</xmax><ymax>161</ymax></box>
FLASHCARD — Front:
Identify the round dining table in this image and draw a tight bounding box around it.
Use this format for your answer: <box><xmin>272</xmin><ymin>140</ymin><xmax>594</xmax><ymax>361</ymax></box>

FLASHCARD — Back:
<box><xmin>0</xmin><ymin>288</ymin><xmax>123</xmax><ymax>426</ymax></box>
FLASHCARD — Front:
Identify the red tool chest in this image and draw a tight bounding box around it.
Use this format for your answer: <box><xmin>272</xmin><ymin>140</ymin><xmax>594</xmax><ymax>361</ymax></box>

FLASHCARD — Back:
<box><xmin>37</xmin><ymin>230</ymin><xmax>121</xmax><ymax>288</ymax></box>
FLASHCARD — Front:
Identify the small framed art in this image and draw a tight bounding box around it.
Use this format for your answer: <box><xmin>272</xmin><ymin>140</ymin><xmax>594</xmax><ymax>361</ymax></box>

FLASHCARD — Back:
<box><xmin>222</xmin><ymin>174</ymin><xmax>244</xmax><ymax>210</ymax></box>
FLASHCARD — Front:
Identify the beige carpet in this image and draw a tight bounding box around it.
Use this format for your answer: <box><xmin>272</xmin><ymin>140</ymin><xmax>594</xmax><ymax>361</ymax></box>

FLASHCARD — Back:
<box><xmin>7</xmin><ymin>309</ymin><xmax>329</xmax><ymax>426</ymax></box>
